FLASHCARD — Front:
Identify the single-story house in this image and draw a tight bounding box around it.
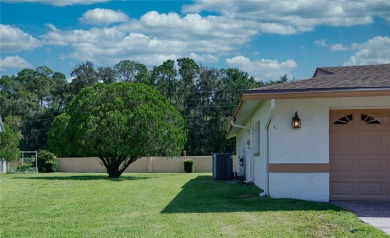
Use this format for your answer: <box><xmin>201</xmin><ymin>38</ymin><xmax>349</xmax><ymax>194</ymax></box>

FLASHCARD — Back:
<box><xmin>226</xmin><ymin>64</ymin><xmax>390</xmax><ymax>202</ymax></box>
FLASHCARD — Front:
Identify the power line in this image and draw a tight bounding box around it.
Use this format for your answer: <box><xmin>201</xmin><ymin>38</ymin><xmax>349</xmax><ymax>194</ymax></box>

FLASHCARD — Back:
<box><xmin>178</xmin><ymin>106</ymin><xmax>238</xmax><ymax>109</ymax></box>
<box><xmin>158</xmin><ymin>89</ymin><xmax>247</xmax><ymax>94</ymax></box>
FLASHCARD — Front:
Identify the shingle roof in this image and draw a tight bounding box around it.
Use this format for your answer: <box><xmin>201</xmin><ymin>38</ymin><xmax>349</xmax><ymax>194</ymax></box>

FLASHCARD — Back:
<box><xmin>248</xmin><ymin>64</ymin><xmax>390</xmax><ymax>92</ymax></box>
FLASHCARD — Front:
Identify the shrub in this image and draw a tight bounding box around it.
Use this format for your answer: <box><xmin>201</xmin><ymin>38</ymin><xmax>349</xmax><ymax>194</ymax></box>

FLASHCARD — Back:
<box><xmin>7</xmin><ymin>165</ymin><xmax>16</xmax><ymax>174</ymax></box>
<box><xmin>17</xmin><ymin>163</ymin><xmax>32</xmax><ymax>172</ymax></box>
<box><xmin>44</xmin><ymin>160</ymin><xmax>58</xmax><ymax>172</ymax></box>
<box><xmin>38</xmin><ymin>150</ymin><xmax>58</xmax><ymax>173</ymax></box>
<box><xmin>184</xmin><ymin>159</ymin><xmax>195</xmax><ymax>173</ymax></box>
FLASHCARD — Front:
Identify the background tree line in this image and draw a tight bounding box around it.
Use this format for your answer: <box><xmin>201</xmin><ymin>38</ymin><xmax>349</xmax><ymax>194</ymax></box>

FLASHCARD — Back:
<box><xmin>0</xmin><ymin>58</ymin><xmax>289</xmax><ymax>156</ymax></box>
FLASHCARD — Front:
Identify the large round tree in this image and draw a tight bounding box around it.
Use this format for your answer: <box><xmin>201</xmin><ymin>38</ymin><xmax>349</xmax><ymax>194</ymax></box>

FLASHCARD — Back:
<box><xmin>48</xmin><ymin>83</ymin><xmax>186</xmax><ymax>178</ymax></box>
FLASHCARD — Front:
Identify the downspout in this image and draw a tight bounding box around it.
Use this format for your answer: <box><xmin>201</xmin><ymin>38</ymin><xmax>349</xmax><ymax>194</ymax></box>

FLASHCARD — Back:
<box><xmin>260</xmin><ymin>99</ymin><xmax>275</xmax><ymax>197</ymax></box>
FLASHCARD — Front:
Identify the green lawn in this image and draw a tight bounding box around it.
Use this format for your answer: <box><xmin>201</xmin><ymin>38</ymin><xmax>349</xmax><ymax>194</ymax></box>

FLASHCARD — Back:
<box><xmin>0</xmin><ymin>173</ymin><xmax>387</xmax><ymax>238</ymax></box>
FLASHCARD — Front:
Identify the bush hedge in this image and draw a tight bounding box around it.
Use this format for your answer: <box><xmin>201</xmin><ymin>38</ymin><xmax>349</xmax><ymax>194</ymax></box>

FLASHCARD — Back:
<box><xmin>44</xmin><ymin>161</ymin><xmax>58</xmax><ymax>172</ymax></box>
<box><xmin>16</xmin><ymin>163</ymin><xmax>32</xmax><ymax>172</ymax></box>
<box><xmin>38</xmin><ymin>150</ymin><xmax>58</xmax><ymax>173</ymax></box>
<box><xmin>184</xmin><ymin>159</ymin><xmax>195</xmax><ymax>173</ymax></box>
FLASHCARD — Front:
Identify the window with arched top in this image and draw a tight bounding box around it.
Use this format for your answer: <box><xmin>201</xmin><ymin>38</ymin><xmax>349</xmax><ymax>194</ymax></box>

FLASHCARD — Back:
<box><xmin>334</xmin><ymin>114</ymin><xmax>353</xmax><ymax>125</ymax></box>
<box><xmin>361</xmin><ymin>114</ymin><xmax>380</xmax><ymax>124</ymax></box>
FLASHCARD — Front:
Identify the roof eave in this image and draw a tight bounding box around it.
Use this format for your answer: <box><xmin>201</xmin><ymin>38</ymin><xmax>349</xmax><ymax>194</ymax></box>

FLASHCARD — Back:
<box><xmin>225</xmin><ymin>102</ymin><xmax>245</xmax><ymax>139</ymax></box>
<box><xmin>225</xmin><ymin>87</ymin><xmax>390</xmax><ymax>138</ymax></box>
<box><xmin>243</xmin><ymin>88</ymin><xmax>390</xmax><ymax>100</ymax></box>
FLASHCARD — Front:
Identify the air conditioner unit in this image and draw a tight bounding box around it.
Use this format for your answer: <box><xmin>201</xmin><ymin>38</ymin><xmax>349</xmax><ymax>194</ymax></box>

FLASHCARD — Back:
<box><xmin>212</xmin><ymin>153</ymin><xmax>233</xmax><ymax>180</ymax></box>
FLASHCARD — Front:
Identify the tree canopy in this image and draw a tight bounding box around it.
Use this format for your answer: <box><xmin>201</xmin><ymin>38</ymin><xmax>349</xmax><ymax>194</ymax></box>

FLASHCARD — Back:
<box><xmin>1</xmin><ymin>57</ymin><xmax>290</xmax><ymax>156</ymax></box>
<box><xmin>0</xmin><ymin>123</ymin><xmax>20</xmax><ymax>162</ymax></box>
<box><xmin>48</xmin><ymin>83</ymin><xmax>186</xmax><ymax>177</ymax></box>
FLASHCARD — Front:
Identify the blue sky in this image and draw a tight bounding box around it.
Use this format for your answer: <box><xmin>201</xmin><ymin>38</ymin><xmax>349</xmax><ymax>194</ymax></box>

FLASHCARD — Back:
<box><xmin>1</xmin><ymin>0</ymin><xmax>390</xmax><ymax>81</ymax></box>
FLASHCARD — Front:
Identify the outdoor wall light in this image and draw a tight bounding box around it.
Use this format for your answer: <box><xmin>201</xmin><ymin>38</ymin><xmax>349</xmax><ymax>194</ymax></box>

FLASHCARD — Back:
<box><xmin>292</xmin><ymin>112</ymin><xmax>301</xmax><ymax>128</ymax></box>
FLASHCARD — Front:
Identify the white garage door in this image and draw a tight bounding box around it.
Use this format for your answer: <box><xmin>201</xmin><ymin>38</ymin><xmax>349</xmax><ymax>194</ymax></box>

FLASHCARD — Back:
<box><xmin>330</xmin><ymin>109</ymin><xmax>390</xmax><ymax>201</ymax></box>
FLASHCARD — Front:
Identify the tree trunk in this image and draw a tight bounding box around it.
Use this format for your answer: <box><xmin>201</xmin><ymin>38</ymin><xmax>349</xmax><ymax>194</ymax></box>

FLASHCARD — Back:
<box><xmin>107</xmin><ymin>169</ymin><xmax>122</xmax><ymax>178</ymax></box>
<box><xmin>106</xmin><ymin>160</ymin><xmax>122</xmax><ymax>178</ymax></box>
<box><xmin>100</xmin><ymin>156</ymin><xmax>138</xmax><ymax>178</ymax></box>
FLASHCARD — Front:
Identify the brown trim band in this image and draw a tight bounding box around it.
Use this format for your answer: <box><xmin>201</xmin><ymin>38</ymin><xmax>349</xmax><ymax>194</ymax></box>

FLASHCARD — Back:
<box><xmin>269</xmin><ymin>163</ymin><xmax>330</xmax><ymax>173</ymax></box>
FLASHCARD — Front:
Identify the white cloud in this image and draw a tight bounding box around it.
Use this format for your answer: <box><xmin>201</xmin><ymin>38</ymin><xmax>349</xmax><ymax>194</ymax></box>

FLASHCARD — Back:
<box><xmin>345</xmin><ymin>36</ymin><xmax>390</xmax><ymax>65</ymax></box>
<box><xmin>42</xmin><ymin>25</ymin><xmax>190</xmax><ymax>66</ymax></box>
<box><xmin>0</xmin><ymin>56</ymin><xmax>33</xmax><ymax>72</ymax></box>
<box><xmin>79</xmin><ymin>8</ymin><xmax>129</xmax><ymax>25</ymax></box>
<box><xmin>183</xmin><ymin>0</ymin><xmax>390</xmax><ymax>34</ymax></box>
<box><xmin>3</xmin><ymin>0</ymin><xmax>107</xmax><ymax>6</ymax></box>
<box><xmin>225</xmin><ymin>56</ymin><xmax>297</xmax><ymax>81</ymax></box>
<box><xmin>41</xmin><ymin>10</ymin><xmax>257</xmax><ymax>67</ymax></box>
<box><xmin>189</xmin><ymin>53</ymin><xmax>219</xmax><ymax>63</ymax></box>
<box><xmin>128</xmin><ymin>11</ymin><xmax>257</xmax><ymax>47</ymax></box>
<box><xmin>330</xmin><ymin>43</ymin><xmax>348</xmax><ymax>51</ymax></box>
<box><xmin>0</xmin><ymin>24</ymin><xmax>40</xmax><ymax>52</ymax></box>
<box><xmin>36</xmin><ymin>2</ymin><xmax>389</xmax><ymax>75</ymax></box>
<box><xmin>314</xmin><ymin>40</ymin><xmax>328</xmax><ymax>47</ymax></box>
<box><xmin>314</xmin><ymin>40</ymin><xmax>349</xmax><ymax>51</ymax></box>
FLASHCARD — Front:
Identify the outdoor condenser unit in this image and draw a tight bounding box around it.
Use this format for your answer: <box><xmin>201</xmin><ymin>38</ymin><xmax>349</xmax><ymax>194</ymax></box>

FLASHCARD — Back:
<box><xmin>212</xmin><ymin>153</ymin><xmax>233</xmax><ymax>180</ymax></box>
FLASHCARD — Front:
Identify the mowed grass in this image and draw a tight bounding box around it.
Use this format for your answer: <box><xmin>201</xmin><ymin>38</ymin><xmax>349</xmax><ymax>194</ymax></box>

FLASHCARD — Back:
<box><xmin>0</xmin><ymin>173</ymin><xmax>387</xmax><ymax>238</ymax></box>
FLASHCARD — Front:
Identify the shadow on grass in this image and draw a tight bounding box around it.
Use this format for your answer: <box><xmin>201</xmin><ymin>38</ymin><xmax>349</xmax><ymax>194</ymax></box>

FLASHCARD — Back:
<box><xmin>13</xmin><ymin>174</ymin><xmax>153</xmax><ymax>182</ymax></box>
<box><xmin>161</xmin><ymin>175</ymin><xmax>344</xmax><ymax>213</ymax></box>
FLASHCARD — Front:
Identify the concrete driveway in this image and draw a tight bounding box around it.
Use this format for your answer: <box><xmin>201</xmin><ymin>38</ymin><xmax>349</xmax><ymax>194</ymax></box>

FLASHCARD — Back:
<box><xmin>332</xmin><ymin>201</ymin><xmax>390</xmax><ymax>235</ymax></box>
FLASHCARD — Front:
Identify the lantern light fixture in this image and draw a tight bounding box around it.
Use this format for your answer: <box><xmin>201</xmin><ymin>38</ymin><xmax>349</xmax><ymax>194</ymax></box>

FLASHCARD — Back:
<box><xmin>292</xmin><ymin>112</ymin><xmax>301</xmax><ymax>128</ymax></box>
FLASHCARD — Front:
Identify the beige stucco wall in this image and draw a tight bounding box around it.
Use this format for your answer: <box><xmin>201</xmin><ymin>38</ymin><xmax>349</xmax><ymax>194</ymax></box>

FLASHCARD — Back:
<box><xmin>56</xmin><ymin>156</ymin><xmax>214</xmax><ymax>173</ymax></box>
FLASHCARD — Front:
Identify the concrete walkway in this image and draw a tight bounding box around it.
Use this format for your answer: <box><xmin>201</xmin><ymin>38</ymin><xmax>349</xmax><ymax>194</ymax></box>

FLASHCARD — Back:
<box><xmin>331</xmin><ymin>201</ymin><xmax>390</xmax><ymax>235</ymax></box>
